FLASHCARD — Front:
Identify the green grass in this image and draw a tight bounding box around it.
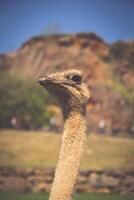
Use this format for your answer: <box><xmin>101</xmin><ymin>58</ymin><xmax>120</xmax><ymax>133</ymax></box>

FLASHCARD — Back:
<box><xmin>0</xmin><ymin>130</ymin><xmax>134</xmax><ymax>170</ymax></box>
<box><xmin>0</xmin><ymin>192</ymin><xmax>133</xmax><ymax>200</ymax></box>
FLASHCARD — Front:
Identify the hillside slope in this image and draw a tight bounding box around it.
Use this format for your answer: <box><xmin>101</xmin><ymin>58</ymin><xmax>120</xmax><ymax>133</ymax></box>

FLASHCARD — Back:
<box><xmin>0</xmin><ymin>33</ymin><xmax>134</xmax><ymax>134</ymax></box>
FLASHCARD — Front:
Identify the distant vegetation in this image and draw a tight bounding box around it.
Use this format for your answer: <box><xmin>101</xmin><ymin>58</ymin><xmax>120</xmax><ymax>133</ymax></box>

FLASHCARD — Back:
<box><xmin>110</xmin><ymin>41</ymin><xmax>134</xmax><ymax>71</ymax></box>
<box><xmin>0</xmin><ymin>72</ymin><xmax>52</xmax><ymax>129</ymax></box>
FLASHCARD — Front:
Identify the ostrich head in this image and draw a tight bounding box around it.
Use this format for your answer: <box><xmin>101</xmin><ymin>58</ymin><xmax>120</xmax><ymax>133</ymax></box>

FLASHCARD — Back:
<box><xmin>38</xmin><ymin>69</ymin><xmax>91</xmax><ymax>116</ymax></box>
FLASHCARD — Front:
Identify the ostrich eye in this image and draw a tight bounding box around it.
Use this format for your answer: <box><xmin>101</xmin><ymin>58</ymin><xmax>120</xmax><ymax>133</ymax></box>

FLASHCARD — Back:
<box><xmin>71</xmin><ymin>74</ymin><xmax>82</xmax><ymax>84</ymax></box>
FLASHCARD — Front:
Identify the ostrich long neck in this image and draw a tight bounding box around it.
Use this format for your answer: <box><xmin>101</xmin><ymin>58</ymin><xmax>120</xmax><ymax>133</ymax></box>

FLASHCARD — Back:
<box><xmin>49</xmin><ymin>109</ymin><xmax>86</xmax><ymax>200</ymax></box>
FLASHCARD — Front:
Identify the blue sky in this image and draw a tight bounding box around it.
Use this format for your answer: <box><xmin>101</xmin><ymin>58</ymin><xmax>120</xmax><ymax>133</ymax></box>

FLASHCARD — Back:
<box><xmin>0</xmin><ymin>0</ymin><xmax>134</xmax><ymax>53</ymax></box>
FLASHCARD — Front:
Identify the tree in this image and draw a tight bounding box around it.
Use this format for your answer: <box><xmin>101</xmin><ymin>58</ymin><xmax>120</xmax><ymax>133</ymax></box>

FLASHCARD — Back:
<box><xmin>43</xmin><ymin>23</ymin><xmax>61</xmax><ymax>35</ymax></box>
<box><xmin>0</xmin><ymin>72</ymin><xmax>52</xmax><ymax>129</ymax></box>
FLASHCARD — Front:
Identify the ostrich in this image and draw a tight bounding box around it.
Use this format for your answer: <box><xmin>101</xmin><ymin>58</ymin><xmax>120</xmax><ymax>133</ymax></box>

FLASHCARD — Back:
<box><xmin>38</xmin><ymin>69</ymin><xmax>91</xmax><ymax>200</ymax></box>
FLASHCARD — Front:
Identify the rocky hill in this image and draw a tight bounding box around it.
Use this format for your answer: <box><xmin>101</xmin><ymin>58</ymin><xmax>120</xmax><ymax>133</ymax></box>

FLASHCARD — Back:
<box><xmin>0</xmin><ymin>33</ymin><xmax>134</xmax><ymax>134</ymax></box>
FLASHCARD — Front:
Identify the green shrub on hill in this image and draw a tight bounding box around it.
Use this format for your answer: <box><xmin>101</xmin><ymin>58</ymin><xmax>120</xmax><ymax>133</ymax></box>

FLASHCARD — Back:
<box><xmin>110</xmin><ymin>41</ymin><xmax>134</xmax><ymax>71</ymax></box>
<box><xmin>0</xmin><ymin>72</ymin><xmax>52</xmax><ymax>129</ymax></box>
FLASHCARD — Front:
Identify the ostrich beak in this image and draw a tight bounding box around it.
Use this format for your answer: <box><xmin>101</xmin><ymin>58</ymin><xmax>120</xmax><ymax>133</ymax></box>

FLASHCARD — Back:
<box><xmin>38</xmin><ymin>76</ymin><xmax>46</xmax><ymax>85</ymax></box>
<box><xmin>38</xmin><ymin>76</ymin><xmax>58</xmax><ymax>87</ymax></box>
<box><xmin>38</xmin><ymin>76</ymin><xmax>53</xmax><ymax>85</ymax></box>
